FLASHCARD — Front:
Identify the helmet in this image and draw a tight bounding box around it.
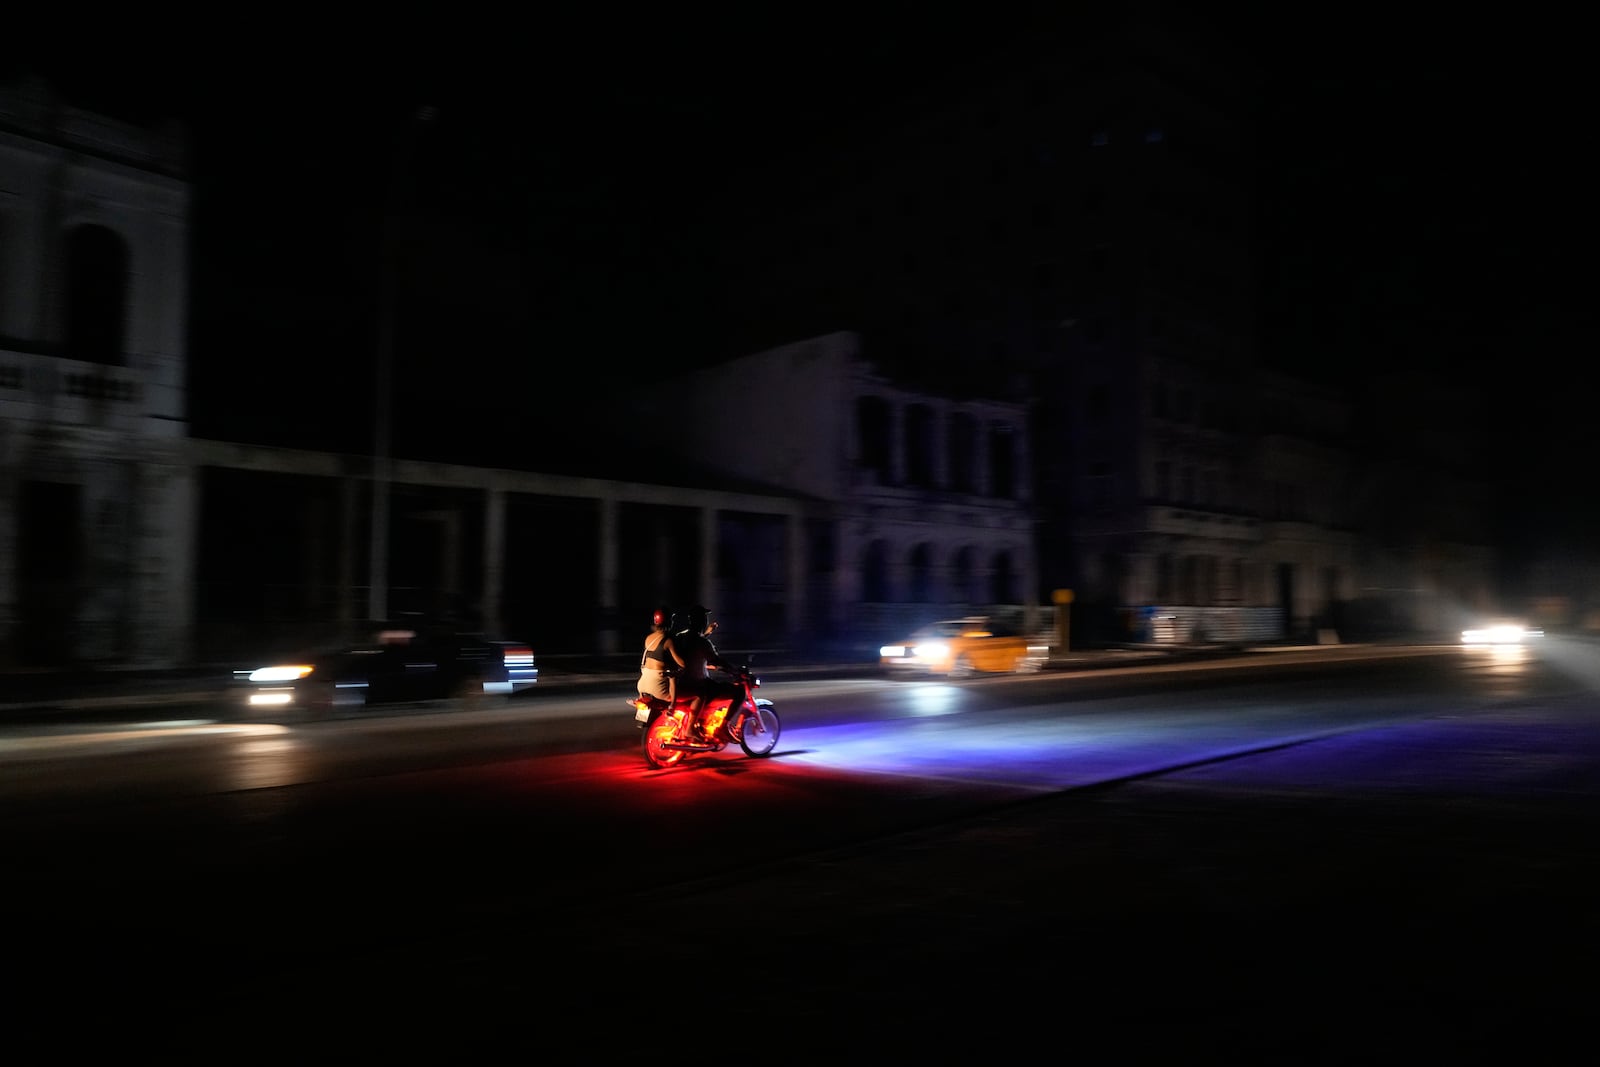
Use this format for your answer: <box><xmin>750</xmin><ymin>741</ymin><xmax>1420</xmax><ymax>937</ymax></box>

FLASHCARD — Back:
<box><xmin>651</xmin><ymin>605</ymin><xmax>670</xmax><ymax>628</ymax></box>
<box><xmin>685</xmin><ymin>604</ymin><xmax>710</xmax><ymax>632</ymax></box>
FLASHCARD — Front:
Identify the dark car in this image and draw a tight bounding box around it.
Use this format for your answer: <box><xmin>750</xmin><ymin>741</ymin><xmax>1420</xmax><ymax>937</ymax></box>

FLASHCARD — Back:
<box><xmin>234</xmin><ymin>627</ymin><xmax>537</xmax><ymax>713</ymax></box>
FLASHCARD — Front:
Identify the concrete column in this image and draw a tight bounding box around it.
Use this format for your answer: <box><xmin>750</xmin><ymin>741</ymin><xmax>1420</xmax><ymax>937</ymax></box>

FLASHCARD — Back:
<box><xmin>111</xmin><ymin>445</ymin><xmax>190</xmax><ymax>668</ymax></box>
<box><xmin>79</xmin><ymin>462</ymin><xmax>125</xmax><ymax>663</ymax></box>
<box><xmin>122</xmin><ymin>458</ymin><xmax>148</xmax><ymax>665</ymax></box>
<box><xmin>699</xmin><ymin>505</ymin><xmax>718</xmax><ymax>613</ymax></box>
<box><xmin>786</xmin><ymin>511</ymin><xmax>805</xmax><ymax>644</ymax></box>
<box><xmin>338</xmin><ymin>476</ymin><xmax>357</xmax><ymax>640</ymax></box>
<box><xmin>975</xmin><ymin>421</ymin><xmax>992</xmax><ymax>496</ymax></box>
<box><xmin>888</xmin><ymin>403</ymin><xmax>905</xmax><ymax>486</ymax></box>
<box><xmin>834</xmin><ymin>527</ymin><xmax>858</xmax><ymax>636</ymax></box>
<box><xmin>296</xmin><ymin>493</ymin><xmax>327</xmax><ymax>630</ymax></box>
<box><xmin>440</xmin><ymin>510</ymin><xmax>461</xmax><ymax>610</ymax></box>
<box><xmin>152</xmin><ymin>206</ymin><xmax>190</xmax><ymax>427</ymax></box>
<box><xmin>598</xmin><ymin>496</ymin><xmax>619</xmax><ymax>654</ymax></box>
<box><xmin>0</xmin><ymin>466</ymin><xmax>15</xmax><ymax>666</ymax></box>
<box><xmin>1022</xmin><ymin>532</ymin><xmax>1040</xmax><ymax>634</ymax></box>
<box><xmin>123</xmin><ymin>457</ymin><xmax>150</xmax><ymax>665</ymax></box>
<box><xmin>161</xmin><ymin>451</ymin><xmax>197</xmax><ymax>666</ymax></box>
<box><xmin>1013</xmin><ymin>425</ymin><xmax>1032</xmax><ymax>503</ymax></box>
<box><xmin>654</xmin><ymin>517</ymin><xmax>672</xmax><ymax>591</ymax></box>
<box><xmin>482</xmin><ymin>486</ymin><xmax>505</xmax><ymax>636</ymax></box>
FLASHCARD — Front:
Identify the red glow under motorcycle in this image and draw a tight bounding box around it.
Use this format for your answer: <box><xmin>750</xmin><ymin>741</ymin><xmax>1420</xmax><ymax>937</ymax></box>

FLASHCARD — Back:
<box><xmin>631</xmin><ymin>662</ymin><xmax>781</xmax><ymax>769</ymax></box>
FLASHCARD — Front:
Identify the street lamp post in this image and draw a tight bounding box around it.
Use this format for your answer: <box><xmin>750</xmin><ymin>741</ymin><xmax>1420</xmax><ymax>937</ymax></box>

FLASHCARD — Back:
<box><xmin>369</xmin><ymin>229</ymin><xmax>393</xmax><ymax>628</ymax></box>
<box><xmin>367</xmin><ymin>105</ymin><xmax>437</xmax><ymax>630</ymax></box>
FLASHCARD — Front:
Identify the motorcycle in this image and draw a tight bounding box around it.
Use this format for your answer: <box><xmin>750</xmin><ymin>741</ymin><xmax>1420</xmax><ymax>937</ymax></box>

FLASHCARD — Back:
<box><xmin>631</xmin><ymin>661</ymin><xmax>781</xmax><ymax>769</ymax></box>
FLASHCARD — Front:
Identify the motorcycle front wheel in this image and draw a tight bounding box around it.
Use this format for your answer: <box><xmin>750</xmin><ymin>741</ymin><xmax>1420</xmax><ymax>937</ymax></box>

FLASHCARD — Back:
<box><xmin>642</xmin><ymin>709</ymin><xmax>688</xmax><ymax>769</ymax></box>
<box><xmin>734</xmin><ymin>704</ymin><xmax>781</xmax><ymax>758</ymax></box>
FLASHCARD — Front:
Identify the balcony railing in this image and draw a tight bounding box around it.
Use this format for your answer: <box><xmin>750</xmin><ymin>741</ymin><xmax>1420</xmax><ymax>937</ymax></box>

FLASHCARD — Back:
<box><xmin>0</xmin><ymin>347</ymin><xmax>144</xmax><ymax>423</ymax></box>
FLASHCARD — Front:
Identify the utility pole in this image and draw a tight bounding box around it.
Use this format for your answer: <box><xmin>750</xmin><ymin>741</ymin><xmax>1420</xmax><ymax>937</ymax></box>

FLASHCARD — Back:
<box><xmin>367</xmin><ymin>104</ymin><xmax>437</xmax><ymax>629</ymax></box>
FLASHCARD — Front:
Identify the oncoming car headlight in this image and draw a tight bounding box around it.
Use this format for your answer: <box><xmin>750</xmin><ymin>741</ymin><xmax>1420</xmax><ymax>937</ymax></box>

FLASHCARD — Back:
<box><xmin>1460</xmin><ymin>625</ymin><xmax>1539</xmax><ymax>646</ymax></box>
<box><xmin>914</xmin><ymin>641</ymin><xmax>950</xmax><ymax>661</ymax></box>
<box><xmin>248</xmin><ymin>664</ymin><xmax>315</xmax><ymax>683</ymax></box>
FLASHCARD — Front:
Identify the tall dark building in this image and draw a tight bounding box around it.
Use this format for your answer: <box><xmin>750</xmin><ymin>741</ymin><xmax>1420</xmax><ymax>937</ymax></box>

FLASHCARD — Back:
<box><xmin>705</xmin><ymin>4</ymin><xmax>1495</xmax><ymax>642</ymax></box>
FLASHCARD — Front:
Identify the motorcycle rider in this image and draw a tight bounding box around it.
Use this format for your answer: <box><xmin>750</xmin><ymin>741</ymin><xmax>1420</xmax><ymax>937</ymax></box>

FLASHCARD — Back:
<box><xmin>637</xmin><ymin>604</ymin><xmax>686</xmax><ymax>706</ymax></box>
<box><xmin>674</xmin><ymin>604</ymin><xmax>742</xmax><ymax>740</ymax></box>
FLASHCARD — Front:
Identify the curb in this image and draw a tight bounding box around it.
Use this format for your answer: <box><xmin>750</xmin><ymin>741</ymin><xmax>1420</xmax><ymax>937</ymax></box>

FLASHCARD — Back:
<box><xmin>0</xmin><ymin>643</ymin><xmax>1397</xmax><ymax>715</ymax></box>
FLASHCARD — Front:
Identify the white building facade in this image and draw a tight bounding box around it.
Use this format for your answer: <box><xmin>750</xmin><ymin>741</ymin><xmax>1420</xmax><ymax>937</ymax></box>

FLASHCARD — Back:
<box><xmin>662</xmin><ymin>331</ymin><xmax>1040</xmax><ymax>646</ymax></box>
<box><xmin>4</xmin><ymin>83</ymin><xmax>1043</xmax><ymax>667</ymax></box>
<box><xmin>0</xmin><ymin>80</ymin><xmax>195</xmax><ymax>667</ymax></box>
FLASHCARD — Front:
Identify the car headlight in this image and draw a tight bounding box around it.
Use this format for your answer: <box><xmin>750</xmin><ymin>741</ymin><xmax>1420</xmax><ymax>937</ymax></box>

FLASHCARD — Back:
<box><xmin>248</xmin><ymin>665</ymin><xmax>315</xmax><ymax>683</ymax></box>
<box><xmin>914</xmin><ymin>641</ymin><xmax>949</xmax><ymax>661</ymax></box>
<box><xmin>880</xmin><ymin>645</ymin><xmax>907</xmax><ymax>658</ymax></box>
<box><xmin>1461</xmin><ymin>625</ymin><xmax>1529</xmax><ymax>645</ymax></box>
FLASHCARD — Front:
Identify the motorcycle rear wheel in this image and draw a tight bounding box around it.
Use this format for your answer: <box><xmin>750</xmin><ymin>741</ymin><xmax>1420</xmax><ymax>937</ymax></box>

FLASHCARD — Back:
<box><xmin>734</xmin><ymin>705</ymin><xmax>781</xmax><ymax>758</ymax></box>
<box><xmin>642</xmin><ymin>709</ymin><xmax>688</xmax><ymax>769</ymax></box>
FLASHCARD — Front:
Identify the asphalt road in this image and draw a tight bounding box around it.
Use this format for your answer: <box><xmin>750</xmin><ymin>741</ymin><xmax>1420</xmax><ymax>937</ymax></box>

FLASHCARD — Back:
<box><xmin>460</xmin><ymin>657</ymin><xmax>1595</xmax><ymax>1063</ymax></box>
<box><xmin>4</xmin><ymin>642</ymin><xmax>1596</xmax><ymax>1062</ymax></box>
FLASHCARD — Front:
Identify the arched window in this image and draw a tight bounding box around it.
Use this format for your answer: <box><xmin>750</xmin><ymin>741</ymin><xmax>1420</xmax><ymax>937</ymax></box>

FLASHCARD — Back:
<box><xmin>1198</xmin><ymin>555</ymin><xmax>1217</xmax><ymax>605</ymax></box>
<box><xmin>856</xmin><ymin>396</ymin><xmax>892</xmax><ymax>485</ymax></box>
<box><xmin>949</xmin><ymin>546</ymin><xmax>974</xmax><ymax>605</ymax></box>
<box><xmin>0</xmin><ymin>213</ymin><xmax>11</xmax><ymax>340</ymax></box>
<box><xmin>1178</xmin><ymin>556</ymin><xmax>1199</xmax><ymax>604</ymax></box>
<box><xmin>990</xmin><ymin>549</ymin><xmax>1015</xmax><ymax>604</ymax></box>
<box><xmin>948</xmin><ymin>412</ymin><xmax>977</xmax><ymax>493</ymax></box>
<box><xmin>905</xmin><ymin>404</ymin><xmax>935</xmax><ymax>488</ymax></box>
<box><xmin>908</xmin><ymin>542</ymin><xmax>933</xmax><ymax>603</ymax></box>
<box><xmin>988</xmin><ymin>424</ymin><xmax>1015</xmax><ymax>498</ymax></box>
<box><xmin>1103</xmin><ymin>552</ymin><xmax>1129</xmax><ymax>606</ymax></box>
<box><xmin>861</xmin><ymin>539</ymin><xmax>890</xmax><ymax>603</ymax></box>
<box><xmin>65</xmin><ymin>224</ymin><xmax>129</xmax><ymax>365</ymax></box>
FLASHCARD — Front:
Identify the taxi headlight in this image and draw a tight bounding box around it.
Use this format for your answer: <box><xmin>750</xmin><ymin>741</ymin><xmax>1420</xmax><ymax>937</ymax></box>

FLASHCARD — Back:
<box><xmin>1461</xmin><ymin>625</ymin><xmax>1535</xmax><ymax>645</ymax></box>
<box><xmin>914</xmin><ymin>641</ymin><xmax>949</xmax><ymax>661</ymax></box>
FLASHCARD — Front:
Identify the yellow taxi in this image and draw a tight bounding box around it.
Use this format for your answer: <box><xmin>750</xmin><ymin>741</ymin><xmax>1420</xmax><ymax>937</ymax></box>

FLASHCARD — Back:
<box><xmin>879</xmin><ymin>616</ymin><xmax>1049</xmax><ymax>677</ymax></box>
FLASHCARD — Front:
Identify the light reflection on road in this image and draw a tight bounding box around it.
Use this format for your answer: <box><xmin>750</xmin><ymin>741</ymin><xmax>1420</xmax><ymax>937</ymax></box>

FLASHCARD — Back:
<box><xmin>226</xmin><ymin>734</ymin><xmax>311</xmax><ymax>791</ymax></box>
<box><xmin>1511</xmin><ymin>635</ymin><xmax>1600</xmax><ymax>695</ymax></box>
<box><xmin>0</xmin><ymin>721</ymin><xmax>290</xmax><ymax>760</ymax></box>
<box><xmin>0</xmin><ymin>644</ymin><xmax>1572</xmax><ymax>802</ymax></box>
<box><xmin>900</xmin><ymin>683</ymin><xmax>963</xmax><ymax>716</ymax></box>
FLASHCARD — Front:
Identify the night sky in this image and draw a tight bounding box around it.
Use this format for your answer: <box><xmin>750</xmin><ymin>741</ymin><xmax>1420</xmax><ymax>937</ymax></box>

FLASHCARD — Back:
<box><xmin>6</xmin><ymin>6</ymin><xmax>1588</xmax><ymax>552</ymax></box>
<box><xmin>10</xmin><ymin>8</ymin><xmax>1056</xmax><ymax>447</ymax></box>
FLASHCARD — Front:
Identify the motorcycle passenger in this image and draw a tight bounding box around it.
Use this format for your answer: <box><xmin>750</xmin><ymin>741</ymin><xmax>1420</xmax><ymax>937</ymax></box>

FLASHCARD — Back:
<box><xmin>674</xmin><ymin>604</ymin><xmax>742</xmax><ymax>740</ymax></box>
<box><xmin>638</xmin><ymin>605</ymin><xmax>686</xmax><ymax>705</ymax></box>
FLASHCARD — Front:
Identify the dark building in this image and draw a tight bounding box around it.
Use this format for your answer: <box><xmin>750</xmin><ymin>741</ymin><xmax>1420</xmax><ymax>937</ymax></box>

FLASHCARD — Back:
<box><xmin>701</xmin><ymin>4</ymin><xmax>1495</xmax><ymax>643</ymax></box>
